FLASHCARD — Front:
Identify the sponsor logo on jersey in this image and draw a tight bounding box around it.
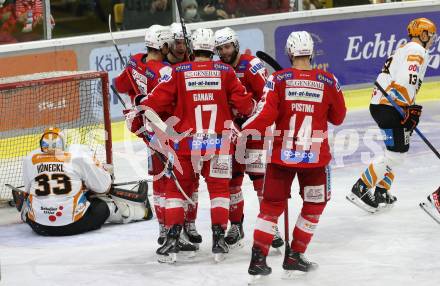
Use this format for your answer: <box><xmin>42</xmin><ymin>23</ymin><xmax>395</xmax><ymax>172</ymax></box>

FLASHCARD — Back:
<box><xmin>285</xmin><ymin>88</ymin><xmax>323</xmax><ymax>102</ymax></box>
<box><xmin>316</xmin><ymin>73</ymin><xmax>334</xmax><ymax>85</ymax></box>
<box><xmin>265</xmin><ymin>80</ymin><xmax>274</xmax><ymax>91</ymax></box>
<box><xmin>281</xmin><ymin>149</ymin><xmax>318</xmax><ymax>164</ymax></box>
<box><xmin>189</xmin><ymin>134</ymin><xmax>223</xmax><ymax>151</ymax></box>
<box><xmin>276</xmin><ymin>71</ymin><xmax>293</xmax><ymax>81</ymax></box>
<box><xmin>291</xmin><ymin>103</ymin><xmax>314</xmax><ymax>113</ymax></box>
<box><xmin>303</xmin><ymin>185</ymin><xmax>326</xmax><ymax>203</ymax></box>
<box><xmin>214</xmin><ymin>63</ymin><xmax>230</xmax><ymax>71</ymax></box>
<box><xmin>175</xmin><ymin>63</ymin><xmax>192</xmax><ymax>72</ymax></box>
<box><xmin>249</xmin><ymin>61</ymin><xmax>265</xmax><ymax>75</ymax></box>
<box><xmin>236</xmin><ymin>72</ymin><xmax>244</xmax><ymax>78</ymax></box>
<box><xmin>185</xmin><ymin>78</ymin><xmax>221</xmax><ymax>91</ymax></box>
<box><xmin>184</xmin><ymin>70</ymin><xmax>221</xmax><ymax>78</ymax></box>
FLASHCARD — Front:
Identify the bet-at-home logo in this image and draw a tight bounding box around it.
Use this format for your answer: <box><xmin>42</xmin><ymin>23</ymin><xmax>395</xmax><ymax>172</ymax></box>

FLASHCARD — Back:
<box><xmin>344</xmin><ymin>32</ymin><xmax>440</xmax><ymax>69</ymax></box>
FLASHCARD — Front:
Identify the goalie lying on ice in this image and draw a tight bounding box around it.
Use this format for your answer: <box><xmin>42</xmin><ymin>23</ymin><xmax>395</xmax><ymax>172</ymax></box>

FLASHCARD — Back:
<box><xmin>12</xmin><ymin>127</ymin><xmax>153</xmax><ymax>236</ymax></box>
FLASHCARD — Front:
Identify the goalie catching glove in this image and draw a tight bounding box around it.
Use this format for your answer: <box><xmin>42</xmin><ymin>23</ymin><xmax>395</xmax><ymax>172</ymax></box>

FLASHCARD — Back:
<box><xmin>401</xmin><ymin>104</ymin><xmax>422</xmax><ymax>133</ymax></box>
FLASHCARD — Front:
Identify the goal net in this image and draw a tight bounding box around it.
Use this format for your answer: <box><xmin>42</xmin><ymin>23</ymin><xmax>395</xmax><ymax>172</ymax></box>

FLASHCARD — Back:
<box><xmin>0</xmin><ymin>71</ymin><xmax>113</xmax><ymax>205</ymax></box>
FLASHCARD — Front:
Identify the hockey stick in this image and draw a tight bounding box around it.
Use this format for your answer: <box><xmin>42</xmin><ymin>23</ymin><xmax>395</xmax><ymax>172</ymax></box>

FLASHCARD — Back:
<box><xmin>374</xmin><ymin>81</ymin><xmax>440</xmax><ymax>159</ymax></box>
<box><xmin>256</xmin><ymin>51</ymin><xmax>283</xmax><ymax>71</ymax></box>
<box><xmin>113</xmin><ymin>88</ymin><xmax>195</xmax><ymax>205</ymax></box>
<box><xmin>175</xmin><ymin>0</ymin><xmax>194</xmax><ymax>60</ymax></box>
<box><xmin>108</xmin><ymin>14</ymin><xmax>141</xmax><ymax>95</ymax></box>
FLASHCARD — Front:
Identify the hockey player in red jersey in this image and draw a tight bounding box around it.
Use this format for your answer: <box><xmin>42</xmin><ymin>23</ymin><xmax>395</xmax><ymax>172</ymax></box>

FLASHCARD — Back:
<box><xmin>242</xmin><ymin>31</ymin><xmax>346</xmax><ymax>278</ymax></box>
<box><xmin>166</xmin><ymin>22</ymin><xmax>202</xmax><ymax>246</ymax></box>
<box><xmin>113</xmin><ymin>25</ymin><xmax>196</xmax><ymax>252</ymax></box>
<box><xmin>214</xmin><ymin>27</ymin><xmax>284</xmax><ymax>250</ymax></box>
<box><xmin>139</xmin><ymin>28</ymin><xmax>254</xmax><ymax>263</ymax></box>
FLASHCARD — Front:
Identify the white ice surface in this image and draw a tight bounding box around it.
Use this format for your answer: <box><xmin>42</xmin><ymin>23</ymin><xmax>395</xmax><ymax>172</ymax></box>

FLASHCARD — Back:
<box><xmin>1</xmin><ymin>105</ymin><xmax>440</xmax><ymax>286</ymax></box>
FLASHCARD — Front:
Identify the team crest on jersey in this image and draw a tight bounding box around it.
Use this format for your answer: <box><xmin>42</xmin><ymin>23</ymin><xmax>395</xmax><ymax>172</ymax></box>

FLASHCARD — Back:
<box><xmin>316</xmin><ymin>73</ymin><xmax>333</xmax><ymax>86</ymax></box>
<box><xmin>237</xmin><ymin>60</ymin><xmax>248</xmax><ymax>71</ymax></box>
<box><xmin>276</xmin><ymin>71</ymin><xmax>293</xmax><ymax>81</ymax></box>
<box><xmin>145</xmin><ymin>68</ymin><xmax>156</xmax><ymax>79</ymax></box>
<box><xmin>175</xmin><ymin>63</ymin><xmax>192</xmax><ymax>72</ymax></box>
<box><xmin>249</xmin><ymin>58</ymin><xmax>265</xmax><ymax>75</ymax></box>
<box><xmin>214</xmin><ymin>63</ymin><xmax>230</xmax><ymax>71</ymax></box>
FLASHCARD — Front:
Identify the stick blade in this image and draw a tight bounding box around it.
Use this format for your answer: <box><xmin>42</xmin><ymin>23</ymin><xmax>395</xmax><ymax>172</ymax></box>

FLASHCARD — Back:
<box><xmin>256</xmin><ymin>51</ymin><xmax>283</xmax><ymax>71</ymax></box>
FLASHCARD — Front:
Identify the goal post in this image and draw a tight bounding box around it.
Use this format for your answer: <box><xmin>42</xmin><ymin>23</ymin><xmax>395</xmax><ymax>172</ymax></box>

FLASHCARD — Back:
<box><xmin>0</xmin><ymin>71</ymin><xmax>113</xmax><ymax>205</ymax></box>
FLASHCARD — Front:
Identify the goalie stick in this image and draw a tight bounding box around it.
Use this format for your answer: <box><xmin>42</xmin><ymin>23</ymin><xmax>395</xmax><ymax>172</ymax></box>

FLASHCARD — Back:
<box><xmin>374</xmin><ymin>81</ymin><xmax>440</xmax><ymax>160</ymax></box>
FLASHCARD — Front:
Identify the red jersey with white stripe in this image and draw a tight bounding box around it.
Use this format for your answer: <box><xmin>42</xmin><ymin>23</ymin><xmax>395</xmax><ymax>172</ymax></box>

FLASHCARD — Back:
<box><xmin>243</xmin><ymin>68</ymin><xmax>346</xmax><ymax>168</ymax></box>
<box><xmin>114</xmin><ymin>53</ymin><xmax>172</xmax><ymax>104</ymax></box>
<box><xmin>141</xmin><ymin>60</ymin><xmax>254</xmax><ymax>155</ymax></box>
<box><xmin>234</xmin><ymin>54</ymin><xmax>267</xmax><ymax>101</ymax></box>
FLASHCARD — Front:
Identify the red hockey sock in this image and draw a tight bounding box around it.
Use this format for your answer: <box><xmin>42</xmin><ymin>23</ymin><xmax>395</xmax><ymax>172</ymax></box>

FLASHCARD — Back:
<box><xmin>291</xmin><ymin>202</ymin><xmax>326</xmax><ymax>253</ymax></box>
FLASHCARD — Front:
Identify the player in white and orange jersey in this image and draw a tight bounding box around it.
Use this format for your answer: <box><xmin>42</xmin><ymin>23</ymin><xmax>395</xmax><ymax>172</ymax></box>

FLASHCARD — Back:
<box><xmin>19</xmin><ymin>127</ymin><xmax>151</xmax><ymax>236</ymax></box>
<box><xmin>348</xmin><ymin>18</ymin><xmax>437</xmax><ymax>213</ymax></box>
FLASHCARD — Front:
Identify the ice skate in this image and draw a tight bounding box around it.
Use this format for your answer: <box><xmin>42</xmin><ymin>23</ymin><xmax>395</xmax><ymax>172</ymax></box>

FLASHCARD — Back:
<box><xmin>346</xmin><ymin>179</ymin><xmax>378</xmax><ymax>213</ymax></box>
<box><xmin>271</xmin><ymin>225</ymin><xmax>284</xmax><ymax>249</ymax></box>
<box><xmin>157</xmin><ymin>223</ymin><xmax>167</xmax><ymax>245</ymax></box>
<box><xmin>420</xmin><ymin>189</ymin><xmax>440</xmax><ymax>224</ymax></box>
<box><xmin>375</xmin><ymin>187</ymin><xmax>397</xmax><ymax>212</ymax></box>
<box><xmin>247</xmin><ymin>246</ymin><xmax>271</xmax><ymax>284</ymax></box>
<box><xmin>212</xmin><ymin>224</ymin><xmax>229</xmax><ymax>262</ymax></box>
<box><xmin>282</xmin><ymin>248</ymin><xmax>318</xmax><ymax>278</ymax></box>
<box><xmin>225</xmin><ymin>221</ymin><xmax>244</xmax><ymax>250</ymax></box>
<box><xmin>184</xmin><ymin>220</ymin><xmax>202</xmax><ymax>244</ymax></box>
<box><xmin>156</xmin><ymin>224</ymin><xmax>181</xmax><ymax>263</ymax></box>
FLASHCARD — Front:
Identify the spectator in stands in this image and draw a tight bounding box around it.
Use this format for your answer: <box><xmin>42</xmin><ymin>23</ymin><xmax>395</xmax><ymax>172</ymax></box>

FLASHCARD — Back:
<box><xmin>199</xmin><ymin>0</ymin><xmax>229</xmax><ymax>21</ymax></box>
<box><xmin>123</xmin><ymin>0</ymin><xmax>172</xmax><ymax>30</ymax></box>
<box><xmin>225</xmin><ymin>0</ymin><xmax>290</xmax><ymax>17</ymax></box>
<box><xmin>0</xmin><ymin>0</ymin><xmax>18</xmax><ymax>44</ymax></box>
<box><xmin>303</xmin><ymin>0</ymin><xmax>323</xmax><ymax>10</ymax></box>
<box><xmin>181</xmin><ymin>0</ymin><xmax>201</xmax><ymax>23</ymax></box>
<box><xmin>333</xmin><ymin>0</ymin><xmax>370</xmax><ymax>7</ymax></box>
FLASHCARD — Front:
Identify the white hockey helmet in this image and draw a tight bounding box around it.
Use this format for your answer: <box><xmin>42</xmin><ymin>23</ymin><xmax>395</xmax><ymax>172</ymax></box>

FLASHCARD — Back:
<box><xmin>214</xmin><ymin>27</ymin><xmax>239</xmax><ymax>49</ymax></box>
<box><xmin>191</xmin><ymin>28</ymin><xmax>215</xmax><ymax>53</ymax></box>
<box><xmin>144</xmin><ymin>25</ymin><xmax>173</xmax><ymax>50</ymax></box>
<box><xmin>40</xmin><ymin>127</ymin><xmax>65</xmax><ymax>153</ymax></box>
<box><xmin>285</xmin><ymin>31</ymin><xmax>314</xmax><ymax>57</ymax></box>
<box><xmin>170</xmin><ymin>22</ymin><xmax>190</xmax><ymax>40</ymax></box>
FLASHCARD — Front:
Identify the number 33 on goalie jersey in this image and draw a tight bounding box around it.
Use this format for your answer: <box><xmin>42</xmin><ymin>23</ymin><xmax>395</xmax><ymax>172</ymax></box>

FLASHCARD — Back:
<box><xmin>242</xmin><ymin>68</ymin><xmax>346</xmax><ymax>168</ymax></box>
<box><xmin>371</xmin><ymin>41</ymin><xmax>430</xmax><ymax>107</ymax></box>
<box><xmin>22</xmin><ymin>145</ymin><xmax>112</xmax><ymax>226</ymax></box>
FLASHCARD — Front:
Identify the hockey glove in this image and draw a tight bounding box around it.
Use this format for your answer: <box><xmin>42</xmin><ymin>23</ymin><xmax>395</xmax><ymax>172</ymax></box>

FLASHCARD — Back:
<box><xmin>401</xmin><ymin>104</ymin><xmax>422</xmax><ymax>134</ymax></box>
<box><xmin>123</xmin><ymin>108</ymin><xmax>144</xmax><ymax>135</ymax></box>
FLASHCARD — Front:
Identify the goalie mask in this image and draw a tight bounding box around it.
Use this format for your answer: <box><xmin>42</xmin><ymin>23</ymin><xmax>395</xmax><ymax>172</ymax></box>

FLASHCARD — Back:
<box><xmin>285</xmin><ymin>31</ymin><xmax>314</xmax><ymax>58</ymax></box>
<box><xmin>40</xmin><ymin>127</ymin><xmax>65</xmax><ymax>153</ymax></box>
<box><xmin>214</xmin><ymin>27</ymin><xmax>240</xmax><ymax>64</ymax></box>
